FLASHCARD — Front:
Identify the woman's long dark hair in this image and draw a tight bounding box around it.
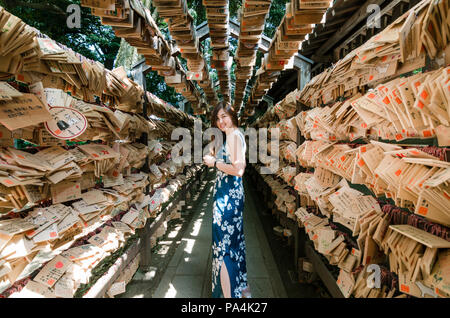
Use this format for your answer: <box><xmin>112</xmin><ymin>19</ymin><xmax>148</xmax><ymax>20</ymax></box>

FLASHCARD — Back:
<box><xmin>211</xmin><ymin>101</ymin><xmax>239</xmax><ymax>129</ymax></box>
<box><xmin>210</xmin><ymin>101</ymin><xmax>239</xmax><ymax>155</ymax></box>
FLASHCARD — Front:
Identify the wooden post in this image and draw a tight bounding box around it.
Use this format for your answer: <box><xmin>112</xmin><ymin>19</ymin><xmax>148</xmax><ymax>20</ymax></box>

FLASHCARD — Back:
<box><xmin>131</xmin><ymin>62</ymin><xmax>153</xmax><ymax>272</ymax></box>
<box><xmin>138</xmin><ymin>91</ymin><xmax>153</xmax><ymax>272</ymax></box>
<box><xmin>293</xmin><ymin>58</ymin><xmax>310</xmax><ymax>271</ymax></box>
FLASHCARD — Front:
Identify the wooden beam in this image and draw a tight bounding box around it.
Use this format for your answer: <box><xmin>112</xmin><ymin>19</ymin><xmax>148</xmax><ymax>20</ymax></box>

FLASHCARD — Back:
<box><xmin>333</xmin><ymin>0</ymin><xmax>405</xmax><ymax>57</ymax></box>
<box><xmin>322</xmin><ymin>17</ymin><xmax>349</xmax><ymax>28</ymax></box>
<box><xmin>322</xmin><ymin>0</ymin><xmax>347</xmax><ymax>22</ymax></box>
<box><xmin>311</xmin><ymin>62</ymin><xmax>323</xmax><ymax>74</ymax></box>
<box><xmin>262</xmin><ymin>95</ymin><xmax>274</xmax><ymax>107</ymax></box>
<box><xmin>229</xmin><ymin>19</ymin><xmax>240</xmax><ymax>38</ymax></box>
<box><xmin>301</xmin><ymin>46</ymin><xmax>323</xmax><ymax>56</ymax></box>
<box><xmin>306</xmin><ymin>37</ymin><xmax>328</xmax><ymax>48</ymax></box>
<box><xmin>311</xmin><ymin>54</ymin><xmax>332</xmax><ymax>64</ymax></box>
<box><xmin>311</xmin><ymin>27</ymin><xmax>339</xmax><ymax>40</ymax></box>
<box><xmin>196</xmin><ymin>21</ymin><xmax>209</xmax><ymax>42</ymax></box>
<box><xmin>316</xmin><ymin>0</ymin><xmax>386</xmax><ymax>56</ymax></box>
<box><xmin>305</xmin><ymin>242</ymin><xmax>345</xmax><ymax>298</ymax></box>
<box><xmin>295</xmin><ymin>53</ymin><xmax>314</xmax><ymax>65</ymax></box>
<box><xmin>196</xmin><ymin>19</ymin><xmax>269</xmax><ymax>53</ymax></box>
<box><xmin>331</xmin><ymin>6</ymin><xmax>361</xmax><ymax>18</ymax></box>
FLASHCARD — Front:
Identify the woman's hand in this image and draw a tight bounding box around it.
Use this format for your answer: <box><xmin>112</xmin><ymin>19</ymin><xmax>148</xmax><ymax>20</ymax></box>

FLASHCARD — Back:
<box><xmin>203</xmin><ymin>155</ymin><xmax>216</xmax><ymax>167</ymax></box>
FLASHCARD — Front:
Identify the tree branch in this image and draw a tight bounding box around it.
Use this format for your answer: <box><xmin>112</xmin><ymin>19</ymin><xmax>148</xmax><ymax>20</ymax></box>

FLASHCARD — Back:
<box><xmin>92</xmin><ymin>43</ymin><xmax>104</xmax><ymax>60</ymax></box>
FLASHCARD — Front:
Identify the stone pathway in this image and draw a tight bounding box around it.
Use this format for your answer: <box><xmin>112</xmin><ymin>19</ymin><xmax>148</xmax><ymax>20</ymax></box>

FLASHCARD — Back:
<box><xmin>121</xmin><ymin>168</ymin><xmax>287</xmax><ymax>298</ymax></box>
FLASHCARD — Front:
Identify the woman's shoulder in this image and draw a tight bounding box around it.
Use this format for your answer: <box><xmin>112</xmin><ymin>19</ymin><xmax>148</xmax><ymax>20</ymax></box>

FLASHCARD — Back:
<box><xmin>228</xmin><ymin>128</ymin><xmax>245</xmax><ymax>143</ymax></box>
<box><xmin>229</xmin><ymin>128</ymin><xmax>246</xmax><ymax>152</ymax></box>
<box><xmin>232</xmin><ymin>128</ymin><xmax>245</xmax><ymax>139</ymax></box>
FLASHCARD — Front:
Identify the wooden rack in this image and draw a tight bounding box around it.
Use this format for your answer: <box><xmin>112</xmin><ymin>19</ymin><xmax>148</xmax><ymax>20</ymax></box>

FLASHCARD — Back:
<box><xmin>83</xmin><ymin>166</ymin><xmax>206</xmax><ymax>297</ymax></box>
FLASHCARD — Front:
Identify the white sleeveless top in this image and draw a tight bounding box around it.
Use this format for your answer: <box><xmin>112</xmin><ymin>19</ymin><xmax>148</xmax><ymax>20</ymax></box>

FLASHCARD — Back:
<box><xmin>216</xmin><ymin>128</ymin><xmax>246</xmax><ymax>164</ymax></box>
<box><xmin>229</xmin><ymin>128</ymin><xmax>246</xmax><ymax>155</ymax></box>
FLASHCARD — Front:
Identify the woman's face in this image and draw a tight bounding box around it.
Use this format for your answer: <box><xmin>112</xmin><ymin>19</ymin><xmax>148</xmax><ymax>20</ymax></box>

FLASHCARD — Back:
<box><xmin>216</xmin><ymin>108</ymin><xmax>234</xmax><ymax>132</ymax></box>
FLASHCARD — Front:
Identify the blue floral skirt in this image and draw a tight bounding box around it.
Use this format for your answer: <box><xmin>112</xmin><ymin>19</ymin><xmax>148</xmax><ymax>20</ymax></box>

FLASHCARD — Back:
<box><xmin>212</xmin><ymin>173</ymin><xmax>248</xmax><ymax>298</ymax></box>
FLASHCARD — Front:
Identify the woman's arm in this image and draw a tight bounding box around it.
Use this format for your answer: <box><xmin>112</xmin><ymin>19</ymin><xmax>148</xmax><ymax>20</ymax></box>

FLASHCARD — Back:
<box><xmin>217</xmin><ymin>132</ymin><xmax>246</xmax><ymax>177</ymax></box>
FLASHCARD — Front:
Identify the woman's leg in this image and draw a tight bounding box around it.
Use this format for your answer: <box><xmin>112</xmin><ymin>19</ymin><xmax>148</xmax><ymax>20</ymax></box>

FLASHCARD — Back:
<box><xmin>220</xmin><ymin>259</ymin><xmax>232</xmax><ymax>298</ymax></box>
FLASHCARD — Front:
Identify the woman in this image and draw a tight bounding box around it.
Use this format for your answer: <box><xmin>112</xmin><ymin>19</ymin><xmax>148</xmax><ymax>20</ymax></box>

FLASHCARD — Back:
<box><xmin>203</xmin><ymin>102</ymin><xmax>250</xmax><ymax>298</ymax></box>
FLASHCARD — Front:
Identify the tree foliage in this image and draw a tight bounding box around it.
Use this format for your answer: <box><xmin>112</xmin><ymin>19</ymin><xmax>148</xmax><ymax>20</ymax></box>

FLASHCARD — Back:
<box><xmin>0</xmin><ymin>0</ymin><xmax>121</xmax><ymax>69</ymax></box>
<box><xmin>145</xmin><ymin>71</ymin><xmax>184</xmax><ymax>106</ymax></box>
<box><xmin>264</xmin><ymin>0</ymin><xmax>289</xmax><ymax>39</ymax></box>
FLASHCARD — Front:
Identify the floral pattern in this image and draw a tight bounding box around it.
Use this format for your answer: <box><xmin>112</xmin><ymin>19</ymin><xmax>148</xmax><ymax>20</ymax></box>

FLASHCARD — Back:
<box><xmin>212</xmin><ymin>130</ymin><xmax>248</xmax><ymax>298</ymax></box>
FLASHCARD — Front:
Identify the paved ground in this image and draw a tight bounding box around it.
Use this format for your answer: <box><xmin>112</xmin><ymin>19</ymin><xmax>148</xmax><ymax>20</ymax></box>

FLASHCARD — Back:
<box><xmin>120</xmin><ymin>168</ymin><xmax>322</xmax><ymax>298</ymax></box>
